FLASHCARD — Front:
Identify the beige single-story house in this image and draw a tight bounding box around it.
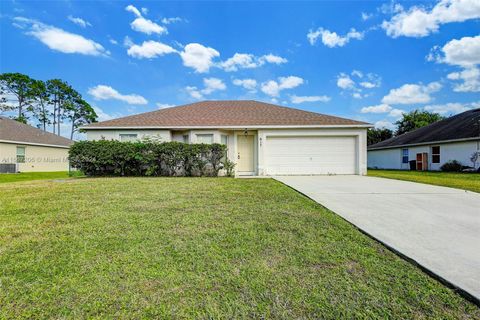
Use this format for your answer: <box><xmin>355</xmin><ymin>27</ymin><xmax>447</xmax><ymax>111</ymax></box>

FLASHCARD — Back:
<box><xmin>82</xmin><ymin>100</ymin><xmax>371</xmax><ymax>176</ymax></box>
<box><xmin>0</xmin><ymin>116</ymin><xmax>73</xmax><ymax>173</ymax></box>
<box><xmin>368</xmin><ymin>108</ymin><xmax>480</xmax><ymax>171</ymax></box>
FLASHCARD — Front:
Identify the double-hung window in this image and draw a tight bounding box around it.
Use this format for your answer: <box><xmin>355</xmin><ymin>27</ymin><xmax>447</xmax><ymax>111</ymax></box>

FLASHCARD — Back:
<box><xmin>401</xmin><ymin>148</ymin><xmax>409</xmax><ymax>164</ymax></box>
<box><xmin>432</xmin><ymin>146</ymin><xmax>440</xmax><ymax>164</ymax></box>
<box><xmin>16</xmin><ymin>146</ymin><xmax>26</xmax><ymax>163</ymax></box>
<box><xmin>196</xmin><ymin>134</ymin><xmax>214</xmax><ymax>144</ymax></box>
<box><xmin>119</xmin><ymin>134</ymin><xmax>138</xmax><ymax>142</ymax></box>
<box><xmin>221</xmin><ymin>135</ymin><xmax>228</xmax><ymax>145</ymax></box>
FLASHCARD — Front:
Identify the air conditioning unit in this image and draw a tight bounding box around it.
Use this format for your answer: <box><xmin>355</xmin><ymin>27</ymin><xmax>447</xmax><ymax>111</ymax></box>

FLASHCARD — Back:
<box><xmin>0</xmin><ymin>163</ymin><xmax>17</xmax><ymax>173</ymax></box>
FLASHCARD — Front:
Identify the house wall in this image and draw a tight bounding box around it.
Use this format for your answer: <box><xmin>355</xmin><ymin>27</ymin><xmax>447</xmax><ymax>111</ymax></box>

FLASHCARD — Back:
<box><xmin>257</xmin><ymin>128</ymin><xmax>368</xmax><ymax>176</ymax></box>
<box><xmin>85</xmin><ymin>127</ymin><xmax>368</xmax><ymax>176</ymax></box>
<box><xmin>86</xmin><ymin>129</ymin><xmax>171</xmax><ymax>142</ymax></box>
<box><xmin>0</xmin><ymin>142</ymin><xmax>70</xmax><ymax>172</ymax></box>
<box><xmin>368</xmin><ymin>140</ymin><xmax>480</xmax><ymax>170</ymax></box>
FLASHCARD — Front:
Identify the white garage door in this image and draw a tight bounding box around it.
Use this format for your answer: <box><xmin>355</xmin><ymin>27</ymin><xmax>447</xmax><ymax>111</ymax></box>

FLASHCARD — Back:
<box><xmin>265</xmin><ymin>136</ymin><xmax>357</xmax><ymax>175</ymax></box>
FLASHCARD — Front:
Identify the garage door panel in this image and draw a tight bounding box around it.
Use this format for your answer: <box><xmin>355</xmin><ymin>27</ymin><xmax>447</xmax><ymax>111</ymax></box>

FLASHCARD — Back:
<box><xmin>265</xmin><ymin>136</ymin><xmax>357</xmax><ymax>175</ymax></box>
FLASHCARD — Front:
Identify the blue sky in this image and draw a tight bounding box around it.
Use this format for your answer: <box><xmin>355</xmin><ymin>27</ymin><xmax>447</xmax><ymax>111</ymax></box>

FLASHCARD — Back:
<box><xmin>1</xmin><ymin>0</ymin><xmax>479</xmax><ymax>138</ymax></box>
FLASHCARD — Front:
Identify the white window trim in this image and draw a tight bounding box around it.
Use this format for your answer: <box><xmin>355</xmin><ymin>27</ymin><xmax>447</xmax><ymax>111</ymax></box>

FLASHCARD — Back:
<box><xmin>431</xmin><ymin>145</ymin><xmax>441</xmax><ymax>164</ymax></box>
<box><xmin>119</xmin><ymin>133</ymin><xmax>138</xmax><ymax>142</ymax></box>
<box><xmin>401</xmin><ymin>148</ymin><xmax>409</xmax><ymax>164</ymax></box>
<box><xmin>16</xmin><ymin>146</ymin><xmax>26</xmax><ymax>163</ymax></box>
<box><xmin>196</xmin><ymin>134</ymin><xmax>214</xmax><ymax>144</ymax></box>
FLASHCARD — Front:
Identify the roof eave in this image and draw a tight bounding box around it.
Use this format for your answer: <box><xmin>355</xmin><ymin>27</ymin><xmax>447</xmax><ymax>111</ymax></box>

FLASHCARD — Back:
<box><xmin>81</xmin><ymin>124</ymin><xmax>373</xmax><ymax>130</ymax></box>
<box><xmin>0</xmin><ymin>139</ymin><xmax>72</xmax><ymax>149</ymax></box>
<box><xmin>368</xmin><ymin>137</ymin><xmax>480</xmax><ymax>151</ymax></box>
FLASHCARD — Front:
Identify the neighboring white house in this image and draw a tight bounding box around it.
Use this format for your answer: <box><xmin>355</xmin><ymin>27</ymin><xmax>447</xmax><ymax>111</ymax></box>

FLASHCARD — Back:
<box><xmin>0</xmin><ymin>116</ymin><xmax>73</xmax><ymax>172</ymax></box>
<box><xmin>82</xmin><ymin>100</ymin><xmax>371</xmax><ymax>176</ymax></box>
<box><xmin>368</xmin><ymin>108</ymin><xmax>480</xmax><ymax>171</ymax></box>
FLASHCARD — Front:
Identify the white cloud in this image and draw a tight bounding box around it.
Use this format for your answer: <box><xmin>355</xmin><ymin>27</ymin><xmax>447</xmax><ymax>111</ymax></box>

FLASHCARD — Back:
<box><xmin>381</xmin><ymin>82</ymin><xmax>442</xmax><ymax>105</ymax></box>
<box><xmin>109</xmin><ymin>38</ymin><xmax>118</xmax><ymax>45</ymax></box>
<box><xmin>131</xmin><ymin>17</ymin><xmax>166</xmax><ymax>35</ymax></box>
<box><xmin>232</xmin><ymin>78</ymin><xmax>257</xmax><ymax>91</ymax></box>
<box><xmin>260</xmin><ymin>54</ymin><xmax>288</xmax><ymax>64</ymax></box>
<box><xmin>430</xmin><ymin>35</ymin><xmax>480</xmax><ymax>67</ymax></box>
<box><xmin>351</xmin><ymin>70</ymin><xmax>363</xmax><ymax>78</ymax></box>
<box><xmin>361</xmin><ymin>104</ymin><xmax>392</xmax><ymax>113</ymax></box>
<box><xmin>156</xmin><ymin>103</ymin><xmax>175</xmax><ymax>109</ymax></box>
<box><xmin>382</xmin><ymin>0</ymin><xmax>480</xmax><ymax>38</ymax></box>
<box><xmin>125</xmin><ymin>4</ymin><xmax>167</xmax><ymax>35</ymax></box>
<box><xmin>127</xmin><ymin>40</ymin><xmax>177</xmax><ymax>59</ymax></box>
<box><xmin>179</xmin><ymin>43</ymin><xmax>220</xmax><ymax>73</ymax></box>
<box><xmin>161</xmin><ymin>17</ymin><xmax>183</xmax><ymax>24</ymax></box>
<box><xmin>220</xmin><ymin>53</ymin><xmax>287</xmax><ymax>71</ymax></box>
<box><xmin>88</xmin><ymin>85</ymin><xmax>148</xmax><ymax>105</ymax></box>
<box><xmin>447</xmin><ymin>67</ymin><xmax>480</xmax><ymax>92</ymax></box>
<box><xmin>125</xmin><ymin>4</ymin><xmax>141</xmax><ymax>17</ymax></box>
<box><xmin>185</xmin><ymin>86</ymin><xmax>203</xmax><ymax>100</ymax></box>
<box><xmin>352</xmin><ymin>92</ymin><xmax>363</xmax><ymax>99</ymax></box>
<box><xmin>141</xmin><ymin>7</ymin><xmax>148</xmax><ymax>15</ymax></box>
<box><xmin>360</xmin><ymin>81</ymin><xmax>378</xmax><ymax>88</ymax></box>
<box><xmin>201</xmin><ymin>78</ymin><xmax>226</xmax><ymax>94</ymax></box>
<box><xmin>290</xmin><ymin>95</ymin><xmax>330</xmax><ymax>104</ymax></box>
<box><xmin>93</xmin><ymin>106</ymin><xmax>115</xmax><ymax>122</ymax></box>
<box><xmin>361</xmin><ymin>12</ymin><xmax>373</xmax><ymax>21</ymax></box>
<box><xmin>389</xmin><ymin>108</ymin><xmax>405</xmax><ymax>118</ymax></box>
<box><xmin>261</xmin><ymin>76</ymin><xmax>304</xmax><ymax>97</ymax></box>
<box><xmin>186</xmin><ymin>78</ymin><xmax>226</xmax><ymax>100</ymax></box>
<box><xmin>221</xmin><ymin>53</ymin><xmax>258</xmax><ymax>71</ymax></box>
<box><xmin>424</xmin><ymin>101</ymin><xmax>479</xmax><ymax>114</ymax></box>
<box><xmin>13</xmin><ymin>17</ymin><xmax>108</xmax><ymax>56</ymax></box>
<box><xmin>307</xmin><ymin>27</ymin><xmax>364</xmax><ymax>47</ymax></box>
<box><xmin>375</xmin><ymin>120</ymin><xmax>396</xmax><ymax>130</ymax></box>
<box><xmin>123</xmin><ymin>36</ymin><xmax>134</xmax><ymax>47</ymax></box>
<box><xmin>337</xmin><ymin>73</ymin><xmax>355</xmax><ymax>89</ymax></box>
<box><xmin>428</xmin><ymin>36</ymin><xmax>480</xmax><ymax>92</ymax></box>
<box><xmin>67</xmin><ymin>15</ymin><xmax>91</xmax><ymax>28</ymax></box>
<box><xmin>336</xmin><ymin>71</ymin><xmax>381</xmax><ymax>97</ymax></box>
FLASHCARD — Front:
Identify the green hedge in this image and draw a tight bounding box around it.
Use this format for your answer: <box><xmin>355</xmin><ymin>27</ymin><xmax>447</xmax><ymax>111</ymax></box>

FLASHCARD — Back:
<box><xmin>69</xmin><ymin>140</ymin><xmax>230</xmax><ymax>177</ymax></box>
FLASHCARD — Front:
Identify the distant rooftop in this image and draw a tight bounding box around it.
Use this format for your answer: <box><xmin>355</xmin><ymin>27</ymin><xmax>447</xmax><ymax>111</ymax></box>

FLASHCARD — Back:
<box><xmin>369</xmin><ymin>108</ymin><xmax>480</xmax><ymax>150</ymax></box>
<box><xmin>0</xmin><ymin>116</ymin><xmax>73</xmax><ymax>147</ymax></box>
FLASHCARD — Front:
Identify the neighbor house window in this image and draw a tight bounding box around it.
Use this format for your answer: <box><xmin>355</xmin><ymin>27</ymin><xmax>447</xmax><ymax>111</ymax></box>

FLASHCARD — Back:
<box><xmin>196</xmin><ymin>134</ymin><xmax>214</xmax><ymax>144</ymax></box>
<box><xmin>221</xmin><ymin>135</ymin><xmax>228</xmax><ymax>145</ymax></box>
<box><xmin>183</xmin><ymin>134</ymin><xmax>189</xmax><ymax>143</ymax></box>
<box><xmin>119</xmin><ymin>134</ymin><xmax>138</xmax><ymax>142</ymax></box>
<box><xmin>432</xmin><ymin>146</ymin><xmax>440</xmax><ymax>163</ymax></box>
<box><xmin>16</xmin><ymin>146</ymin><xmax>25</xmax><ymax>163</ymax></box>
<box><xmin>401</xmin><ymin>148</ymin><xmax>409</xmax><ymax>164</ymax></box>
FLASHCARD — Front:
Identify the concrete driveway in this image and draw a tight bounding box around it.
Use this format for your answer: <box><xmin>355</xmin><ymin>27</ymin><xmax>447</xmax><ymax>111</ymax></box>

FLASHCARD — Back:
<box><xmin>274</xmin><ymin>175</ymin><xmax>480</xmax><ymax>301</ymax></box>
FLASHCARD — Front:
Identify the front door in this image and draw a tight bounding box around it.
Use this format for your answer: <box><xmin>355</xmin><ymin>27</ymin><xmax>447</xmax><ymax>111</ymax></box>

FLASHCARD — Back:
<box><xmin>237</xmin><ymin>135</ymin><xmax>255</xmax><ymax>173</ymax></box>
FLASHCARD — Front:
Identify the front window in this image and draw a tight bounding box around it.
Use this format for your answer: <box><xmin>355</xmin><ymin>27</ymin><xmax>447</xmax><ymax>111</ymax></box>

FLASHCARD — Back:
<box><xmin>119</xmin><ymin>134</ymin><xmax>138</xmax><ymax>142</ymax></box>
<box><xmin>221</xmin><ymin>135</ymin><xmax>228</xmax><ymax>145</ymax></box>
<box><xmin>401</xmin><ymin>148</ymin><xmax>409</xmax><ymax>164</ymax></box>
<box><xmin>16</xmin><ymin>146</ymin><xmax>25</xmax><ymax>163</ymax></box>
<box><xmin>432</xmin><ymin>146</ymin><xmax>440</xmax><ymax>163</ymax></box>
<box><xmin>196</xmin><ymin>134</ymin><xmax>214</xmax><ymax>144</ymax></box>
<box><xmin>183</xmin><ymin>134</ymin><xmax>189</xmax><ymax>143</ymax></box>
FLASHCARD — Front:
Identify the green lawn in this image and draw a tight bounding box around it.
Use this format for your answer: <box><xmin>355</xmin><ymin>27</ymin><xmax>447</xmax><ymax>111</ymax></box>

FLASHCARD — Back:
<box><xmin>0</xmin><ymin>171</ymin><xmax>77</xmax><ymax>184</ymax></box>
<box><xmin>368</xmin><ymin>169</ymin><xmax>480</xmax><ymax>193</ymax></box>
<box><xmin>0</xmin><ymin>178</ymin><xmax>478</xmax><ymax>318</ymax></box>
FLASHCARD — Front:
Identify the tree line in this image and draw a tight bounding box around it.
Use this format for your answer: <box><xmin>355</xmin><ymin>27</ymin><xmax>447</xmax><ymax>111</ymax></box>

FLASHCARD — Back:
<box><xmin>368</xmin><ymin>110</ymin><xmax>445</xmax><ymax>145</ymax></box>
<box><xmin>0</xmin><ymin>73</ymin><xmax>97</xmax><ymax>139</ymax></box>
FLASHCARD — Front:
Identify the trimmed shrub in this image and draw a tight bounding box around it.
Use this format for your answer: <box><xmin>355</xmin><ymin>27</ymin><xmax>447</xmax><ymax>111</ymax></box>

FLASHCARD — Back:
<box><xmin>69</xmin><ymin>140</ymin><xmax>228</xmax><ymax>177</ymax></box>
<box><xmin>440</xmin><ymin>160</ymin><xmax>463</xmax><ymax>172</ymax></box>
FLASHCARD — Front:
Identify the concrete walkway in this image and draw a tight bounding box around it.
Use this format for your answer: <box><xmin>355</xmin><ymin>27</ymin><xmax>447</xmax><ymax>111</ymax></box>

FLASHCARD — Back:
<box><xmin>274</xmin><ymin>175</ymin><xmax>480</xmax><ymax>302</ymax></box>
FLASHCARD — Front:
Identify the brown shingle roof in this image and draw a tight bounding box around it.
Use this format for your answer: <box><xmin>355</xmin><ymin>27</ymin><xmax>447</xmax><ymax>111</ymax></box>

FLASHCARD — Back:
<box><xmin>83</xmin><ymin>100</ymin><xmax>370</xmax><ymax>128</ymax></box>
<box><xmin>0</xmin><ymin>116</ymin><xmax>73</xmax><ymax>147</ymax></box>
<box><xmin>368</xmin><ymin>108</ymin><xmax>480</xmax><ymax>150</ymax></box>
